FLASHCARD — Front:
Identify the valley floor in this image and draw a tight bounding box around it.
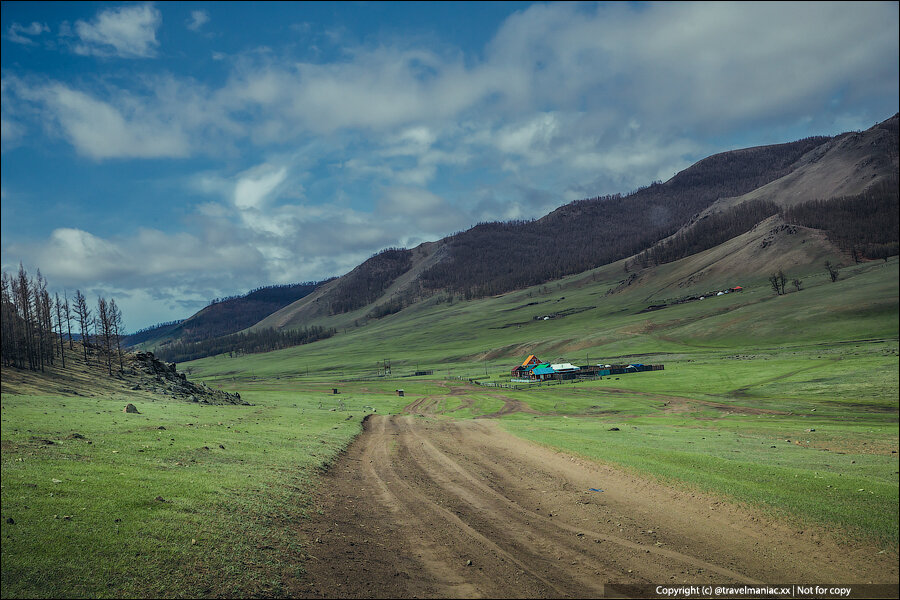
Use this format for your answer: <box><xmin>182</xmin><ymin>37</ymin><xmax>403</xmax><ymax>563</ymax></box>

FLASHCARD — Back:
<box><xmin>294</xmin><ymin>415</ymin><xmax>897</xmax><ymax>598</ymax></box>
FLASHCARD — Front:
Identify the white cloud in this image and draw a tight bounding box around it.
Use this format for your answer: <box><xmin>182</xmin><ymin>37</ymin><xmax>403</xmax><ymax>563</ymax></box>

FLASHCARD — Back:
<box><xmin>34</xmin><ymin>84</ymin><xmax>191</xmax><ymax>159</ymax></box>
<box><xmin>233</xmin><ymin>166</ymin><xmax>287</xmax><ymax>210</ymax></box>
<box><xmin>70</xmin><ymin>4</ymin><xmax>161</xmax><ymax>58</ymax></box>
<box><xmin>8</xmin><ymin>2</ymin><xmax>896</xmax><ymax>165</ymax></box>
<box><xmin>219</xmin><ymin>46</ymin><xmax>501</xmax><ymax>138</ymax></box>
<box><xmin>187</xmin><ymin>10</ymin><xmax>210</xmax><ymax>32</ymax></box>
<box><xmin>39</xmin><ymin>228</ymin><xmax>129</xmax><ymax>281</ymax></box>
<box><xmin>10</xmin><ymin>226</ymin><xmax>263</xmax><ymax>290</ymax></box>
<box><xmin>485</xmin><ymin>1</ymin><xmax>898</xmax><ymax>131</ymax></box>
<box><xmin>6</xmin><ymin>22</ymin><xmax>49</xmax><ymax>45</ymax></box>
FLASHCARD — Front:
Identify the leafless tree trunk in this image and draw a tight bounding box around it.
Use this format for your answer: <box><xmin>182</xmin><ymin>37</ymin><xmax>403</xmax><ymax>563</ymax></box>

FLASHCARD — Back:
<box><xmin>74</xmin><ymin>290</ymin><xmax>91</xmax><ymax>361</ymax></box>
<box><xmin>55</xmin><ymin>293</ymin><xmax>66</xmax><ymax>368</ymax></box>
<box><xmin>15</xmin><ymin>264</ymin><xmax>36</xmax><ymax>370</ymax></box>
<box><xmin>110</xmin><ymin>298</ymin><xmax>124</xmax><ymax>372</ymax></box>
<box><xmin>97</xmin><ymin>297</ymin><xmax>113</xmax><ymax>376</ymax></box>
<box><xmin>63</xmin><ymin>291</ymin><xmax>74</xmax><ymax>349</ymax></box>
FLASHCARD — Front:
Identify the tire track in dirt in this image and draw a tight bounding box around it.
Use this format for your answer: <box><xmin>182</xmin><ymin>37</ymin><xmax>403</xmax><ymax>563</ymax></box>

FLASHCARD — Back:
<box><xmin>404</xmin><ymin>388</ymin><xmax>476</xmax><ymax>416</ymax></box>
<box><xmin>295</xmin><ymin>416</ymin><xmax>898</xmax><ymax>598</ymax></box>
<box><xmin>401</xmin><ymin>421</ymin><xmax>757</xmax><ymax>583</ymax></box>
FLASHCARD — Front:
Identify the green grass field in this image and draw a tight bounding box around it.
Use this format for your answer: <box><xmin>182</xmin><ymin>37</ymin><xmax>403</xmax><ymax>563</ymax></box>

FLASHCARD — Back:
<box><xmin>2</xmin><ymin>257</ymin><xmax>897</xmax><ymax>596</ymax></box>
<box><xmin>0</xmin><ymin>388</ymin><xmax>412</xmax><ymax>598</ymax></box>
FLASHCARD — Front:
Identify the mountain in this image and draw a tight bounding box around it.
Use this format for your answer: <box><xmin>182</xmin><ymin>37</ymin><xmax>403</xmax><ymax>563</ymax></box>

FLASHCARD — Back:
<box><xmin>258</xmin><ymin>114</ymin><xmax>898</xmax><ymax>334</ymax></box>
<box><xmin>140</xmin><ymin>114</ymin><xmax>897</xmax><ymax>362</ymax></box>
<box><xmin>124</xmin><ymin>282</ymin><xmax>323</xmax><ymax>348</ymax></box>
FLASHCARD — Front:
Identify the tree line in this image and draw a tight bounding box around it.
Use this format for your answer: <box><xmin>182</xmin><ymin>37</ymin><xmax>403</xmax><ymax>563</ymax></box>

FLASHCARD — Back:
<box><xmin>152</xmin><ymin>325</ymin><xmax>335</xmax><ymax>363</ymax></box>
<box><xmin>631</xmin><ymin>180</ymin><xmax>899</xmax><ymax>270</ymax></box>
<box><xmin>1</xmin><ymin>264</ymin><xmax>124</xmax><ymax>375</ymax></box>
<box><xmin>783</xmin><ymin>179</ymin><xmax>899</xmax><ymax>262</ymax></box>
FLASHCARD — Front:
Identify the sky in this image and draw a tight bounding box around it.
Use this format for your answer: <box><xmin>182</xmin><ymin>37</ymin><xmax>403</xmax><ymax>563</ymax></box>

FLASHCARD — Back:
<box><xmin>2</xmin><ymin>1</ymin><xmax>898</xmax><ymax>332</ymax></box>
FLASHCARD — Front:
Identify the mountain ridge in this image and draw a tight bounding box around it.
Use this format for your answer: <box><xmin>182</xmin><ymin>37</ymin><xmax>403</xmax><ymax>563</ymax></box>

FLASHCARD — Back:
<box><xmin>139</xmin><ymin>114</ymin><xmax>899</xmax><ymax>356</ymax></box>
<box><xmin>263</xmin><ymin>114</ymin><xmax>896</xmax><ymax>333</ymax></box>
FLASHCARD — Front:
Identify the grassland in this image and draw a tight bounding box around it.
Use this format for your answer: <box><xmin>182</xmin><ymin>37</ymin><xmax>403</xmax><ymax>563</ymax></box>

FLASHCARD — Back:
<box><xmin>0</xmin><ymin>385</ymin><xmax>412</xmax><ymax>598</ymax></box>
<box><xmin>2</xmin><ymin>257</ymin><xmax>897</xmax><ymax>596</ymax></box>
<box><xmin>183</xmin><ymin>256</ymin><xmax>898</xmax><ymax>545</ymax></box>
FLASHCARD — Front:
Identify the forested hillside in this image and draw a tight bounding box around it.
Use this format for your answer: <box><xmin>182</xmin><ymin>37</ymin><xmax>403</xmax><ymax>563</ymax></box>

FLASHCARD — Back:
<box><xmin>124</xmin><ymin>282</ymin><xmax>324</xmax><ymax>348</ymax></box>
<box><xmin>632</xmin><ymin>178</ymin><xmax>898</xmax><ymax>268</ymax></box>
<box><xmin>784</xmin><ymin>179</ymin><xmax>899</xmax><ymax>261</ymax></box>
<box><xmin>327</xmin><ymin>249</ymin><xmax>413</xmax><ymax>315</ymax></box>
<box><xmin>417</xmin><ymin>136</ymin><xmax>831</xmax><ymax>297</ymax></box>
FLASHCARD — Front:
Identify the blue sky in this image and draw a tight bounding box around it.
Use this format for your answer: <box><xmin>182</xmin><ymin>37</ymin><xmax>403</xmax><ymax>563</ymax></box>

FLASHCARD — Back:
<box><xmin>2</xmin><ymin>1</ymin><xmax>898</xmax><ymax>331</ymax></box>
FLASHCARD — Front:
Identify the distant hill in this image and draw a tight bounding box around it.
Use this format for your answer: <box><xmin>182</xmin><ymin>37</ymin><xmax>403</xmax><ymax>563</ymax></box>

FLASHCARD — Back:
<box><xmin>259</xmin><ymin>114</ymin><xmax>898</xmax><ymax>335</ymax></box>
<box><xmin>124</xmin><ymin>282</ymin><xmax>324</xmax><ymax>349</ymax></box>
<box><xmin>152</xmin><ymin>114</ymin><xmax>898</xmax><ymax>362</ymax></box>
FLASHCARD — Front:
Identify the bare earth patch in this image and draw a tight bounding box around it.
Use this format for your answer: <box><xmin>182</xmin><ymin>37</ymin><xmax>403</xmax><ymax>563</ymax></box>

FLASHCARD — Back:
<box><xmin>292</xmin><ymin>415</ymin><xmax>897</xmax><ymax>598</ymax></box>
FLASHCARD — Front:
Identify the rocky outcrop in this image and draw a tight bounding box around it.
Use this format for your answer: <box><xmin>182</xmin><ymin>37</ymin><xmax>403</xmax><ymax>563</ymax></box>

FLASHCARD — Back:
<box><xmin>129</xmin><ymin>352</ymin><xmax>247</xmax><ymax>405</ymax></box>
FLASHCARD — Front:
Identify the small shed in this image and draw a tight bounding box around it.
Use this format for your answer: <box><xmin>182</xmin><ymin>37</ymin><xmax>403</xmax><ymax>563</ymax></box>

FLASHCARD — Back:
<box><xmin>397</xmin><ymin>389</ymin><xmax>405</xmax><ymax>397</ymax></box>
<box><xmin>550</xmin><ymin>363</ymin><xmax>581</xmax><ymax>380</ymax></box>
<box><xmin>531</xmin><ymin>364</ymin><xmax>556</xmax><ymax>381</ymax></box>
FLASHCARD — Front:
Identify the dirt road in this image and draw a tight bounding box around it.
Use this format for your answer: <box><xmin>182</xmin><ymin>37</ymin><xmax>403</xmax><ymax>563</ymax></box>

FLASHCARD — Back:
<box><xmin>295</xmin><ymin>415</ymin><xmax>896</xmax><ymax>598</ymax></box>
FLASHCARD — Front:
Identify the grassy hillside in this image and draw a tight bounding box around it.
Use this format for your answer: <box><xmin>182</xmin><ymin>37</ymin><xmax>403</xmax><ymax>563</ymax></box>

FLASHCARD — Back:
<box><xmin>184</xmin><ymin>236</ymin><xmax>895</xmax><ymax>381</ymax></box>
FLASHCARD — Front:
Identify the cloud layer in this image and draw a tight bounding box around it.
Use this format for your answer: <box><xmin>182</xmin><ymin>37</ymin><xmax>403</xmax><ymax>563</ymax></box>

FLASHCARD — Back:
<box><xmin>2</xmin><ymin>1</ymin><xmax>897</xmax><ymax>329</ymax></box>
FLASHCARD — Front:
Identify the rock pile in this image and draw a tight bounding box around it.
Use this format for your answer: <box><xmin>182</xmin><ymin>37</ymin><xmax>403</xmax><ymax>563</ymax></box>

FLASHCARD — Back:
<box><xmin>128</xmin><ymin>352</ymin><xmax>247</xmax><ymax>405</ymax></box>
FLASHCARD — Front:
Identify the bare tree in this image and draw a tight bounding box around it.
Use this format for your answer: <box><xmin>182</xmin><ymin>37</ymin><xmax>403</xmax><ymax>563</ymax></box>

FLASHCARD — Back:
<box><xmin>73</xmin><ymin>290</ymin><xmax>91</xmax><ymax>361</ymax></box>
<box><xmin>63</xmin><ymin>291</ymin><xmax>74</xmax><ymax>349</ymax></box>
<box><xmin>791</xmin><ymin>278</ymin><xmax>803</xmax><ymax>292</ymax></box>
<box><xmin>824</xmin><ymin>261</ymin><xmax>840</xmax><ymax>282</ymax></box>
<box><xmin>0</xmin><ymin>271</ymin><xmax>20</xmax><ymax>368</ymax></box>
<box><xmin>777</xmin><ymin>270</ymin><xmax>787</xmax><ymax>295</ymax></box>
<box><xmin>55</xmin><ymin>293</ymin><xmax>66</xmax><ymax>368</ymax></box>
<box><xmin>97</xmin><ymin>297</ymin><xmax>113</xmax><ymax>375</ymax></box>
<box><xmin>1</xmin><ymin>267</ymin><xmax>94</xmax><ymax>373</ymax></box>
<box><xmin>768</xmin><ymin>273</ymin><xmax>781</xmax><ymax>295</ymax></box>
<box><xmin>34</xmin><ymin>271</ymin><xmax>55</xmax><ymax>370</ymax></box>
<box><xmin>109</xmin><ymin>298</ymin><xmax>124</xmax><ymax>372</ymax></box>
<box><xmin>15</xmin><ymin>264</ymin><xmax>36</xmax><ymax>370</ymax></box>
